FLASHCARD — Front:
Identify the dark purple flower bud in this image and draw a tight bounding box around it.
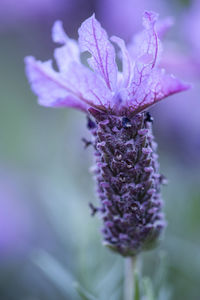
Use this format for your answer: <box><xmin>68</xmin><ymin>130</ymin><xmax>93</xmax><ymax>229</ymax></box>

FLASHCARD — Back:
<box><xmin>88</xmin><ymin>108</ymin><xmax>166</xmax><ymax>256</ymax></box>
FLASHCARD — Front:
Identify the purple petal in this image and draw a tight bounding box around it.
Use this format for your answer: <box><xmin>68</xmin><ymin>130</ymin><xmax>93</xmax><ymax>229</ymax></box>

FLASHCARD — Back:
<box><xmin>78</xmin><ymin>14</ymin><xmax>117</xmax><ymax>91</ymax></box>
<box><xmin>25</xmin><ymin>56</ymin><xmax>112</xmax><ymax>111</ymax></box>
<box><xmin>66</xmin><ymin>62</ymin><xmax>113</xmax><ymax>110</ymax></box>
<box><xmin>153</xmin><ymin>70</ymin><xmax>191</xmax><ymax>102</ymax></box>
<box><xmin>111</xmin><ymin>36</ymin><xmax>133</xmax><ymax>88</ymax></box>
<box><xmin>124</xmin><ymin>11</ymin><xmax>191</xmax><ymax>114</ymax></box>
<box><xmin>52</xmin><ymin>20</ymin><xmax>69</xmax><ymax>44</ymax></box>
<box><xmin>128</xmin><ymin>11</ymin><xmax>162</xmax><ymax>92</ymax></box>
<box><xmin>52</xmin><ymin>20</ymin><xmax>80</xmax><ymax>73</ymax></box>
<box><xmin>128</xmin><ymin>69</ymin><xmax>191</xmax><ymax>114</ymax></box>
<box><xmin>25</xmin><ymin>56</ymin><xmax>88</xmax><ymax>111</ymax></box>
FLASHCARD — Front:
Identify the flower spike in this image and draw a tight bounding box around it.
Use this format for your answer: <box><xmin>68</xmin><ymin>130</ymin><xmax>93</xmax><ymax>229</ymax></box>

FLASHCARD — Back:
<box><xmin>25</xmin><ymin>12</ymin><xmax>190</xmax><ymax>256</ymax></box>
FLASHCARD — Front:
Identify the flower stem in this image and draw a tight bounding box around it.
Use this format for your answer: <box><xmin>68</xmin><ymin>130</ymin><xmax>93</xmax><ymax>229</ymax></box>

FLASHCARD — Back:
<box><xmin>124</xmin><ymin>256</ymin><xmax>138</xmax><ymax>300</ymax></box>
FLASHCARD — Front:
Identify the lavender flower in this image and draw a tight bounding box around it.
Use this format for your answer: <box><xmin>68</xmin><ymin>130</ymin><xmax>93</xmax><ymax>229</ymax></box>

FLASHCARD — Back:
<box><xmin>25</xmin><ymin>12</ymin><xmax>189</xmax><ymax>256</ymax></box>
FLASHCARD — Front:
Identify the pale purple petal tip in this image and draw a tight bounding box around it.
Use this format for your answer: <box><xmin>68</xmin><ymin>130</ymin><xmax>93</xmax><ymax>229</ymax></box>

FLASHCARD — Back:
<box><xmin>143</xmin><ymin>11</ymin><xmax>158</xmax><ymax>28</ymax></box>
<box><xmin>52</xmin><ymin>20</ymin><xmax>68</xmax><ymax>44</ymax></box>
<box><xmin>52</xmin><ymin>20</ymin><xmax>80</xmax><ymax>73</ymax></box>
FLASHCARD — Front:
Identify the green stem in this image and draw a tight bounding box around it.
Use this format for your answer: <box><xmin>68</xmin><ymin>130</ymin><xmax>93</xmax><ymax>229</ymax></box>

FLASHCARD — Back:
<box><xmin>124</xmin><ymin>256</ymin><xmax>138</xmax><ymax>300</ymax></box>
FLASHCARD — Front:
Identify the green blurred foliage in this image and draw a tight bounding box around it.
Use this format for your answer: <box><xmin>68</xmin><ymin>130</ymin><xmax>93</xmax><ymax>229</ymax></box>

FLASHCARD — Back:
<box><xmin>177</xmin><ymin>0</ymin><xmax>191</xmax><ymax>7</ymax></box>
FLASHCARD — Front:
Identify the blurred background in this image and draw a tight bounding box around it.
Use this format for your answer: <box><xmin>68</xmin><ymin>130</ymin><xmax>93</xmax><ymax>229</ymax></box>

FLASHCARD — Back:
<box><xmin>0</xmin><ymin>0</ymin><xmax>200</xmax><ymax>299</ymax></box>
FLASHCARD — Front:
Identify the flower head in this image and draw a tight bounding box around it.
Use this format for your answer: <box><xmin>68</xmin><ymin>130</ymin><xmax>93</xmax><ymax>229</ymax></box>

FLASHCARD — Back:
<box><xmin>25</xmin><ymin>12</ymin><xmax>190</xmax><ymax>256</ymax></box>
<box><xmin>25</xmin><ymin>12</ymin><xmax>189</xmax><ymax>116</ymax></box>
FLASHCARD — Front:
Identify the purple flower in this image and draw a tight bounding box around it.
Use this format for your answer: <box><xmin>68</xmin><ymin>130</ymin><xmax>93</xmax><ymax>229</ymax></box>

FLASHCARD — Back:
<box><xmin>25</xmin><ymin>12</ymin><xmax>189</xmax><ymax>256</ymax></box>
<box><xmin>25</xmin><ymin>12</ymin><xmax>188</xmax><ymax>116</ymax></box>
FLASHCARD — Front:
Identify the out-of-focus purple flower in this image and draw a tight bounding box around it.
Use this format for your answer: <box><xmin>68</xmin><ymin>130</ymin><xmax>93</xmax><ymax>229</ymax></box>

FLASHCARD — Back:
<box><xmin>25</xmin><ymin>12</ymin><xmax>189</xmax><ymax>256</ymax></box>
<box><xmin>160</xmin><ymin>46</ymin><xmax>200</xmax><ymax>80</ymax></box>
<box><xmin>97</xmin><ymin>0</ymin><xmax>169</xmax><ymax>41</ymax></box>
<box><xmin>149</xmin><ymin>1</ymin><xmax>200</xmax><ymax>166</ymax></box>
<box><xmin>184</xmin><ymin>0</ymin><xmax>200</xmax><ymax>59</ymax></box>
